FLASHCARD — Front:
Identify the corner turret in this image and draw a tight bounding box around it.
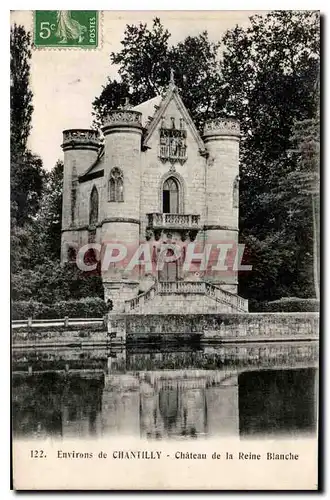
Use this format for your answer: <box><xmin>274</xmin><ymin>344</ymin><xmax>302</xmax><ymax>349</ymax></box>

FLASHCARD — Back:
<box><xmin>101</xmin><ymin>110</ymin><xmax>143</xmax><ymax>309</ymax></box>
<box><xmin>203</xmin><ymin>117</ymin><xmax>240</xmax><ymax>293</ymax></box>
<box><xmin>60</xmin><ymin>129</ymin><xmax>102</xmax><ymax>263</ymax></box>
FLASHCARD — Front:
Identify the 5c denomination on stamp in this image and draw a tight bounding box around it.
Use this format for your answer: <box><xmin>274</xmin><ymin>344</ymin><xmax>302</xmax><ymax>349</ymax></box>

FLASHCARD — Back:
<box><xmin>34</xmin><ymin>11</ymin><xmax>98</xmax><ymax>48</ymax></box>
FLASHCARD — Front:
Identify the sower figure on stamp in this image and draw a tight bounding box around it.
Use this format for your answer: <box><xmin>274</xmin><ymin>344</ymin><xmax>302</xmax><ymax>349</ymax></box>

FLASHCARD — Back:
<box><xmin>55</xmin><ymin>11</ymin><xmax>87</xmax><ymax>44</ymax></box>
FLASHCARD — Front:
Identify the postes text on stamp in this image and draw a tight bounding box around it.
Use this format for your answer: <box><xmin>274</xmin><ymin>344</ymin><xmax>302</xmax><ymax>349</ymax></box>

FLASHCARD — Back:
<box><xmin>34</xmin><ymin>11</ymin><xmax>98</xmax><ymax>48</ymax></box>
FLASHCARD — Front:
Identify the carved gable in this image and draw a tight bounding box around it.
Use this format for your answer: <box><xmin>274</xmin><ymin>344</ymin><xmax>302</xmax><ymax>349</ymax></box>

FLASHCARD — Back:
<box><xmin>134</xmin><ymin>83</ymin><xmax>206</xmax><ymax>158</ymax></box>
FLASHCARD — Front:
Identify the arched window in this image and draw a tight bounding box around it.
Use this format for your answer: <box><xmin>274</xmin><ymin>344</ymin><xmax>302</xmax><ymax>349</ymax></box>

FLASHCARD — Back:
<box><xmin>163</xmin><ymin>177</ymin><xmax>179</xmax><ymax>213</ymax></box>
<box><xmin>109</xmin><ymin>168</ymin><xmax>124</xmax><ymax>202</ymax></box>
<box><xmin>89</xmin><ymin>186</ymin><xmax>99</xmax><ymax>226</ymax></box>
<box><xmin>233</xmin><ymin>176</ymin><xmax>239</xmax><ymax>209</ymax></box>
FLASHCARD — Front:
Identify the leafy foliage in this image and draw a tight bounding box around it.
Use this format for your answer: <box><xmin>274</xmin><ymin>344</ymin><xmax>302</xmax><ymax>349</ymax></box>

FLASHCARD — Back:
<box><xmin>36</xmin><ymin>160</ymin><xmax>64</xmax><ymax>261</ymax></box>
<box><xmin>11</xmin><ymin>149</ymin><xmax>46</xmax><ymax>226</ymax></box>
<box><xmin>10</xmin><ymin>24</ymin><xmax>33</xmax><ymax>152</ymax></box>
<box><xmin>12</xmin><ymin>260</ymin><xmax>104</xmax><ymax>304</ymax></box>
<box><xmin>218</xmin><ymin>11</ymin><xmax>320</xmax><ymax>302</ymax></box>
<box><xmin>92</xmin><ymin>79</ymin><xmax>130</xmax><ymax>126</ymax></box>
<box><xmin>12</xmin><ymin>297</ymin><xmax>107</xmax><ymax>320</ymax></box>
<box><xmin>92</xmin><ymin>18</ymin><xmax>222</xmax><ymax>130</ymax></box>
<box><xmin>11</xmin><ymin>24</ymin><xmax>46</xmax><ymax>226</ymax></box>
<box><xmin>10</xmin><ymin>26</ymin><xmax>106</xmax><ymax>309</ymax></box>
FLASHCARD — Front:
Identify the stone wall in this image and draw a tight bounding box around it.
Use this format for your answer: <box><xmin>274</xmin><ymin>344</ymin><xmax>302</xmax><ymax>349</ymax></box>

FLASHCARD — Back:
<box><xmin>12</xmin><ymin>322</ymin><xmax>107</xmax><ymax>348</ymax></box>
<box><xmin>108</xmin><ymin>312</ymin><xmax>319</xmax><ymax>343</ymax></box>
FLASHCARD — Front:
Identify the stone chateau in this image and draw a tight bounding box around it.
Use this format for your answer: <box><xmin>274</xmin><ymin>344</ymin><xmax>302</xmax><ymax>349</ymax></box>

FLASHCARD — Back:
<box><xmin>61</xmin><ymin>74</ymin><xmax>248</xmax><ymax>314</ymax></box>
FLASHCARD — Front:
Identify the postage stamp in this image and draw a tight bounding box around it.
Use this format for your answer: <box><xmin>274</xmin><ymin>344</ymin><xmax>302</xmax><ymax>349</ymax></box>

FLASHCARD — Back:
<box><xmin>34</xmin><ymin>10</ymin><xmax>98</xmax><ymax>48</ymax></box>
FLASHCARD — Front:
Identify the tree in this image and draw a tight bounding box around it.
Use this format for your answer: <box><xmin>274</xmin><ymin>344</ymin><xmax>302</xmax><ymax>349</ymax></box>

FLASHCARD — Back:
<box><xmin>11</xmin><ymin>24</ymin><xmax>46</xmax><ymax>226</ymax></box>
<box><xmin>10</xmin><ymin>26</ymin><xmax>105</xmax><ymax>305</ymax></box>
<box><xmin>10</xmin><ymin>24</ymin><xmax>33</xmax><ymax>152</ymax></box>
<box><xmin>11</xmin><ymin>221</ymin><xmax>41</xmax><ymax>274</ymax></box>
<box><xmin>282</xmin><ymin>113</ymin><xmax>320</xmax><ymax>299</ymax></box>
<box><xmin>11</xmin><ymin>149</ymin><xmax>45</xmax><ymax>226</ymax></box>
<box><xmin>219</xmin><ymin>11</ymin><xmax>320</xmax><ymax>303</ymax></box>
<box><xmin>12</xmin><ymin>260</ymin><xmax>104</xmax><ymax>304</ymax></box>
<box><xmin>36</xmin><ymin>160</ymin><xmax>64</xmax><ymax>261</ymax></box>
<box><xmin>92</xmin><ymin>79</ymin><xmax>130</xmax><ymax>126</ymax></box>
<box><xmin>111</xmin><ymin>18</ymin><xmax>171</xmax><ymax>101</ymax></box>
<box><xmin>92</xmin><ymin>18</ymin><xmax>222</xmax><ymax>131</ymax></box>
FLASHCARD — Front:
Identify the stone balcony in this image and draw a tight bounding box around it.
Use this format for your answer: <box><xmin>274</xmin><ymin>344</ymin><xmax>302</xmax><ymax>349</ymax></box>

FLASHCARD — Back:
<box><xmin>147</xmin><ymin>213</ymin><xmax>201</xmax><ymax>231</ymax></box>
<box><xmin>147</xmin><ymin>212</ymin><xmax>200</xmax><ymax>230</ymax></box>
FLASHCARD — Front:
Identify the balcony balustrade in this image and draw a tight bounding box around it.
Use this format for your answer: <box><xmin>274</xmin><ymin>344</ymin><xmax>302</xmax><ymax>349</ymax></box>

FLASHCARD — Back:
<box><xmin>147</xmin><ymin>213</ymin><xmax>200</xmax><ymax>230</ymax></box>
<box><xmin>124</xmin><ymin>280</ymin><xmax>248</xmax><ymax>313</ymax></box>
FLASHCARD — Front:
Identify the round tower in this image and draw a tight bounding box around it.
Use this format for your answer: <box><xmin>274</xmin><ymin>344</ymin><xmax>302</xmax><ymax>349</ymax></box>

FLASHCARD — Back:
<box><xmin>203</xmin><ymin>118</ymin><xmax>240</xmax><ymax>293</ymax></box>
<box><xmin>61</xmin><ymin>129</ymin><xmax>101</xmax><ymax>262</ymax></box>
<box><xmin>101</xmin><ymin>110</ymin><xmax>143</xmax><ymax>309</ymax></box>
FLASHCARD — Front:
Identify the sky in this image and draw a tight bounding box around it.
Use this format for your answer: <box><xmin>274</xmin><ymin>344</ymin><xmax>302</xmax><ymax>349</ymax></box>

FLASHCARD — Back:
<box><xmin>11</xmin><ymin>10</ymin><xmax>263</xmax><ymax>171</ymax></box>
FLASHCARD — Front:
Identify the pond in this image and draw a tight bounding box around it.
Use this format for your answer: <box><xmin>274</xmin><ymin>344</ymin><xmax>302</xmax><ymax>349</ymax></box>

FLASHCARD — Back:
<box><xmin>12</xmin><ymin>342</ymin><xmax>318</xmax><ymax>440</ymax></box>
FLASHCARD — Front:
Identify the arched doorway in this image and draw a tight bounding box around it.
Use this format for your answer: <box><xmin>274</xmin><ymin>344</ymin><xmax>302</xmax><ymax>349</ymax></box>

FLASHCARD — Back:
<box><xmin>163</xmin><ymin>177</ymin><xmax>179</xmax><ymax>213</ymax></box>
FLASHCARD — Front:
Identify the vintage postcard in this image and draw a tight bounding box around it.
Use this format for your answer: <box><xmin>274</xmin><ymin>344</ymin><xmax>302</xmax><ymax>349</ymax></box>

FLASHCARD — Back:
<box><xmin>11</xmin><ymin>10</ymin><xmax>320</xmax><ymax>490</ymax></box>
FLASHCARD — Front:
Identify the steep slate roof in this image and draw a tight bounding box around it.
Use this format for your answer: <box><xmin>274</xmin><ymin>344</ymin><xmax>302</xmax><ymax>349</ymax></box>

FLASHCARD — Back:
<box><xmin>132</xmin><ymin>95</ymin><xmax>162</xmax><ymax>128</ymax></box>
<box><xmin>78</xmin><ymin>146</ymin><xmax>104</xmax><ymax>182</ymax></box>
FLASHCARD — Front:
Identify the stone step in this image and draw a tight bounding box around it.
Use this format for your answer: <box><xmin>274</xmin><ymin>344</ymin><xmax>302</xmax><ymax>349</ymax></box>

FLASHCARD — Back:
<box><xmin>124</xmin><ymin>281</ymin><xmax>248</xmax><ymax>314</ymax></box>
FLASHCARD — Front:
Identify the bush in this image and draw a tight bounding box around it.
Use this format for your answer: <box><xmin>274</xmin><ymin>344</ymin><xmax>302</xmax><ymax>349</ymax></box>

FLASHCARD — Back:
<box><xmin>12</xmin><ymin>297</ymin><xmax>107</xmax><ymax>320</ymax></box>
<box><xmin>11</xmin><ymin>260</ymin><xmax>104</xmax><ymax>304</ymax></box>
<box><xmin>256</xmin><ymin>297</ymin><xmax>319</xmax><ymax>313</ymax></box>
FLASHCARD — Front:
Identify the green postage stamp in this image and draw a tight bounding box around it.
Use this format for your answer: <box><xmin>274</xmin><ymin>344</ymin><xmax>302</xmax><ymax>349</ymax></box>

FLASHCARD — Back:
<box><xmin>34</xmin><ymin>11</ymin><xmax>98</xmax><ymax>48</ymax></box>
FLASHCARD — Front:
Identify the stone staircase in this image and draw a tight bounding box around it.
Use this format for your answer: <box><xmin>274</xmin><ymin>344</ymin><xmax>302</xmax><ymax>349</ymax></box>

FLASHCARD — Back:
<box><xmin>124</xmin><ymin>281</ymin><xmax>248</xmax><ymax>314</ymax></box>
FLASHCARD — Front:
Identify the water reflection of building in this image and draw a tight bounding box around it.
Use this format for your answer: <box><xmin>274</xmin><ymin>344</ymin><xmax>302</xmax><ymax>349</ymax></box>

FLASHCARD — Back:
<box><xmin>12</xmin><ymin>345</ymin><xmax>318</xmax><ymax>440</ymax></box>
<box><xmin>140</xmin><ymin>381</ymin><xmax>208</xmax><ymax>439</ymax></box>
<box><xmin>102</xmin><ymin>370</ymin><xmax>239</xmax><ymax>439</ymax></box>
<box><xmin>101</xmin><ymin>375</ymin><xmax>140</xmax><ymax>436</ymax></box>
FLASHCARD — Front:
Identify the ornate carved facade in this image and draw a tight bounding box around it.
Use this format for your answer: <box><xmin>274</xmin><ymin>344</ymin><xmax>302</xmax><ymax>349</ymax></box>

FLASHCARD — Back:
<box><xmin>159</xmin><ymin>127</ymin><xmax>187</xmax><ymax>164</ymax></box>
